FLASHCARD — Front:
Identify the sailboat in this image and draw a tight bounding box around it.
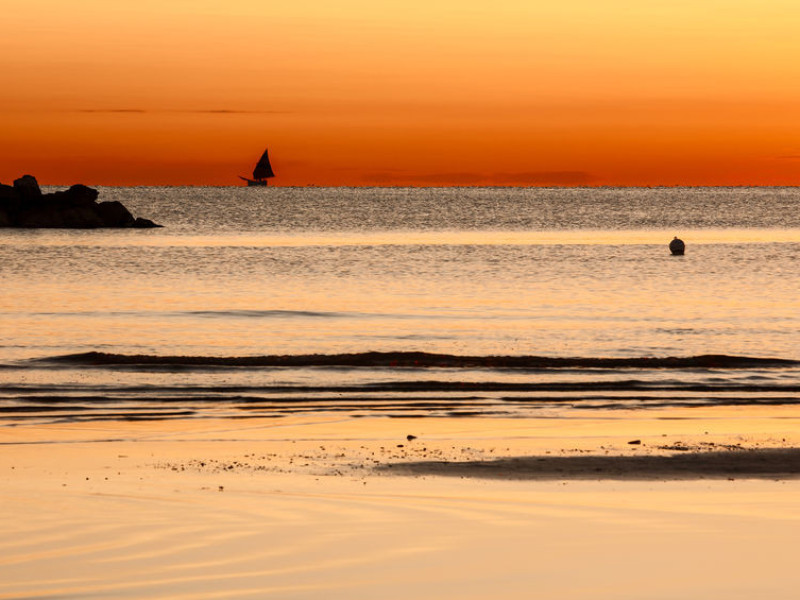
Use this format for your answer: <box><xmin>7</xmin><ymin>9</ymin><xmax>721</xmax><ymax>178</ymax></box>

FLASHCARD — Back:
<box><xmin>239</xmin><ymin>148</ymin><xmax>275</xmax><ymax>186</ymax></box>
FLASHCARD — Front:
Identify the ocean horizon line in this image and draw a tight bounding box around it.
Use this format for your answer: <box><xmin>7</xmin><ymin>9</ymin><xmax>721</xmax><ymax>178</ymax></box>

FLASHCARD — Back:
<box><xmin>31</xmin><ymin>183</ymin><xmax>800</xmax><ymax>190</ymax></box>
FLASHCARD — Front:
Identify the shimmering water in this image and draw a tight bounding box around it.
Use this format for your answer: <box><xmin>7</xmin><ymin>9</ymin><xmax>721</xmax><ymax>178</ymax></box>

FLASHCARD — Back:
<box><xmin>1</xmin><ymin>187</ymin><xmax>798</xmax><ymax>421</ymax></box>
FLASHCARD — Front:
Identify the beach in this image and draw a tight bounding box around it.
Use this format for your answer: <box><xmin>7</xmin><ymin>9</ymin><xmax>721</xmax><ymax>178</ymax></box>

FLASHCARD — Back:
<box><xmin>2</xmin><ymin>185</ymin><xmax>799</xmax><ymax>598</ymax></box>
<box><xmin>3</xmin><ymin>405</ymin><xmax>800</xmax><ymax>599</ymax></box>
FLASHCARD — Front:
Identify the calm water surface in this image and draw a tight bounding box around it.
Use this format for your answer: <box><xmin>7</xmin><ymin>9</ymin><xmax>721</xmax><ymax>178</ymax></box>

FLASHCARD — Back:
<box><xmin>1</xmin><ymin>187</ymin><xmax>798</xmax><ymax>421</ymax></box>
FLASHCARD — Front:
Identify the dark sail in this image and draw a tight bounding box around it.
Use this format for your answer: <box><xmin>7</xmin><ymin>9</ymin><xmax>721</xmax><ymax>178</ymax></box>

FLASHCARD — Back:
<box><xmin>252</xmin><ymin>149</ymin><xmax>275</xmax><ymax>180</ymax></box>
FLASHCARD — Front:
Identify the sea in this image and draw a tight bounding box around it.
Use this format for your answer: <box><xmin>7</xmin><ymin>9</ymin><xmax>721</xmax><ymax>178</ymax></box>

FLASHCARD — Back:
<box><xmin>1</xmin><ymin>186</ymin><xmax>798</xmax><ymax>423</ymax></box>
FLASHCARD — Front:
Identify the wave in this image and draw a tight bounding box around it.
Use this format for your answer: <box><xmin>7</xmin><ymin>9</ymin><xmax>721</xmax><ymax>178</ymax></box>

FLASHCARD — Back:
<box><xmin>30</xmin><ymin>309</ymin><xmax>356</xmax><ymax>319</ymax></box>
<box><xmin>186</xmin><ymin>309</ymin><xmax>353</xmax><ymax>319</ymax></box>
<box><xmin>2</xmin><ymin>391</ymin><xmax>799</xmax><ymax>426</ymax></box>
<box><xmin>6</xmin><ymin>351</ymin><xmax>800</xmax><ymax>425</ymax></box>
<box><xmin>34</xmin><ymin>351</ymin><xmax>800</xmax><ymax>369</ymax></box>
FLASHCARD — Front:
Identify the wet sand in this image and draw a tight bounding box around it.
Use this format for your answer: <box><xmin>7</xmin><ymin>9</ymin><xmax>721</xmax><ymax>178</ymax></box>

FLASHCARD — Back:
<box><xmin>381</xmin><ymin>448</ymin><xmax>800</xmax><ymax>480</ymax></box>
<box><xmin>3</xmin><ymin>406</ymin><xmax>800</xmax><ymax>599</ymax></box>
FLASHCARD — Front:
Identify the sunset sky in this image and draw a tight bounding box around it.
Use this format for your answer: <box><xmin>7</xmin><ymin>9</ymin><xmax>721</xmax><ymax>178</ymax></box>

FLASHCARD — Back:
<box><xmin>3</xmin><ymin>0</ymin><xmax>800</xmax><ymax>186</ymax></box>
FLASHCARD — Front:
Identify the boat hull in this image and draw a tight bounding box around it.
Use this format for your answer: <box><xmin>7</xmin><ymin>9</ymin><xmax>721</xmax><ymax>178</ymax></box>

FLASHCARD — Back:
<box><xmin>239</xmin><ymin>176</ymin><xmax>269</xmax><ymax>187</ymax></box>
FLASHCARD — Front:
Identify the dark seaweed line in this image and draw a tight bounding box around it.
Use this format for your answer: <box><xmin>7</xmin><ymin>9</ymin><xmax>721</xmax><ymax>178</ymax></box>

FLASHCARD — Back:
<box><xmin>32</xmin><ymin>351</ymin><xmax>800</xmax><ymax>369</ymax></box>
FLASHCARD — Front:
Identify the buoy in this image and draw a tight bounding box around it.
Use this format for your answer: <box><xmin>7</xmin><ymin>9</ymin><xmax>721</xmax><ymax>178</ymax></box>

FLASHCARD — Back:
<box><xmin>669</xmin><ymin>237</ymin><xmax>685</xmax><ymax>255</ymax></box>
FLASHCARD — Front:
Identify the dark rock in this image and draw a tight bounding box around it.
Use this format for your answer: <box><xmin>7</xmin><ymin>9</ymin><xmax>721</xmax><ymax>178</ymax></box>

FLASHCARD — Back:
<box><xmin>669</xmin><ymin>237</ymin><xmax>685</xmax><ymax>255</ymax></box>
<box><xmin>47</xmin><ymin>184</ymin><xmax>99</xmax><ymax>208</ymax></box>
<box><xmin>131</xmin><ymin>217</ymin><xmax>162</xmax><ymax>228</ymax></box>
<box><xmin>0</xmin><ymin>183</ymin><xmax>19</xmax><ymax>202</ymax></box>
<box><xmin>67</xmin><ymin>184</ymin><xmax>99</xmax><ymax>204</ymax></box>
<box><xmin>13</xmin><ymin>175</ymin><xmax>42</xmax><ymax>203</ymax></box>
<box><xmin>1</xmin><ymin>175</ymin><xmax>160</xmax><ymax>228</ymax></box>
<box><xmin>61</xmin><ymin>206</ymin><xmax>105</xmax><ymax>228</ymax></box>
<box><xmin>17</xmin><ymin>206</ymin><xmax>65</xmax><ymax>228</ymax></box>
<box><xmin>96</xmin><ymin>201</ymin><xmax>135</xmax><ymax>227</ymax></box>
<box><xmin>0</xmin><ymin>184</ymin><xmax>21</xmax><ymax>219</ymax></box>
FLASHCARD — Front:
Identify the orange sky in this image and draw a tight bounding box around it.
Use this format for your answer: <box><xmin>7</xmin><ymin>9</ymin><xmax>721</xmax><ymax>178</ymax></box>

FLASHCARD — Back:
<box><xmin>2</xmin><ymin>0</ymin><xmax>800</xmax><ymax>186</ymax></box>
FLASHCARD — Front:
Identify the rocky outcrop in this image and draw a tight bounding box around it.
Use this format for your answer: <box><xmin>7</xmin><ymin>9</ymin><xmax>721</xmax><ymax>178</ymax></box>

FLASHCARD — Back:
<box><xmin>13</xmin><ymin>175</ymin><xmax>42</xmax><ymax>203</ymax></box>
<box><xmin>0</xmin><ymin>175</ymin><xmax>161</xmax><ymax>229</ymax></box>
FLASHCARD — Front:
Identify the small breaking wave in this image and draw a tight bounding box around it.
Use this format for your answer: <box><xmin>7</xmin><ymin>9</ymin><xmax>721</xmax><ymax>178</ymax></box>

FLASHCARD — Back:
<box><xmin>35</xmin><ymin>351</ymin><xmax>800</xmax><ymax>370</ymax></box>
<box><xmin>29</xmin><ymin>309</ymin><xmax>358</xmax><ymax>319</ymax></box>
<box><xmin>186</xmin><ymin>309</ymin><xmax>354</xmax><ymax>319</ymax></box>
